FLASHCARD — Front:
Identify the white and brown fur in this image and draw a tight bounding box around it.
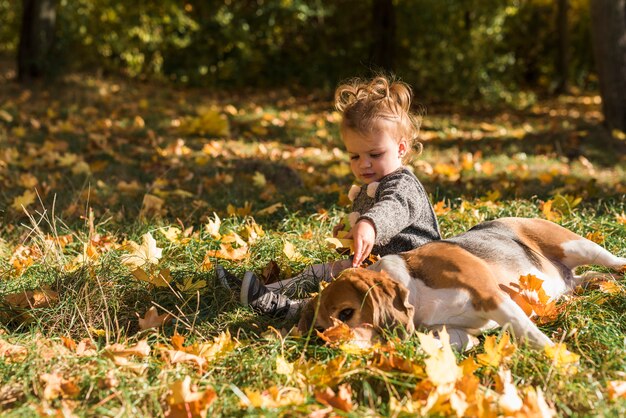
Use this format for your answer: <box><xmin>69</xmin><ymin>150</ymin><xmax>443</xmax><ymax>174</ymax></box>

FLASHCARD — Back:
<box><xmin>299</xmin><ymin>218</ymin><xmax>626</xmax><ymax>350</ymax></box>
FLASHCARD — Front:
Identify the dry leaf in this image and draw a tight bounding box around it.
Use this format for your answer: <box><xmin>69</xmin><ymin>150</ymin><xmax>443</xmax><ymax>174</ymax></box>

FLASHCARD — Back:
<box><xmin>40</xmin><ymin>372</ymin><xmax>80</xmax><ymax>400</ymax></box>
<box><xmin>166</xmin><ymin>376</ymin><xmax>217</xmax><ymax>418</ymax></box>
<box><xmin>11</xmin><ymin>190</ymin><xmax>37</xmax><ymax>211</ymax></box>
<box><xmin>477</xmin><ymin>333</ymin><xmax>516</xmax><ymax>368</ymax></box>
<box><xmin>417</xmin><ymin>327</ymin><xmax>462</xmax><ymax>387</ymax></box>
<box><xmin>608</xmin><ymin>380</ymin><xmax>626</xmax><ymax>401</ymax></box>
<box><xmin>283</xmin><ymin>240</ymin><xmax>303</xmax><ymax>261</ymax></box>
<box><xmin>120</xmin><ymin>232</ymin><xmax>163</xmax><ymax>269</ymax></box>
<box><xmin>137</xmin><ymin>306</ymin><xmax>172</xmax><ymax>330</ymax></box>
<box><xmin>495</xmin><ymin>369</ymin><xmax>523</xmax><ymax>414</ymax></box>
<box><xmin>314</xmin><ymin>384</ymin><xmax>353</xmax><ymax>412</ymax></box>
<box><xmin>544</xmin><ymin>343</ymin><xmax>580</xmax><ymax>375</ymax></box>
<box><xmin>131</xmin><ymin>267</ymin><xmax>172</xmax><ymax>288</ymax></box>
<box><xmin>165</xmin><ymin>349</ymin><xmax>207</xmax><ymax>371</ymax></box>
<box><xmin>244</xmin><ymin>386</ymin><xmax>305</xmax><ymax>409</ymax></box>
<box><xmin>0</xmin><ymin>339</ymin><xmax>28</xmax><ymax>362</ymax></box>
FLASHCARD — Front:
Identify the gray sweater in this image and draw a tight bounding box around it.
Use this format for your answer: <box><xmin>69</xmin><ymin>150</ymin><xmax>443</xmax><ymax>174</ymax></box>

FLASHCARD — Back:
<box><xmin>349</xmin><ymin>167</ymin><xmax>441</xmax><ymax>256</ymax></box>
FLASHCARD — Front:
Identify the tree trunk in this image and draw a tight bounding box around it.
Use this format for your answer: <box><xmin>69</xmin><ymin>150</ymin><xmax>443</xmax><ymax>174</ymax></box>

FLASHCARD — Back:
<box><xmin>17</xmin><ymin>0</ymin><xmax>57</xmax><ymax>81</ymax></box>
<box><xmin>370</xmin><ymin>0</ymin><xmax>396</xmax><ymax>72</ymax></box>
<box><xmin>590</xmin><ymin>0</ymin><xmax>626</xmax><ymax>132</ymax></box>
<box><xmin>555</xmin><ymin>0</ymin><xmax>569</xmax><ymax>94</ymax></box>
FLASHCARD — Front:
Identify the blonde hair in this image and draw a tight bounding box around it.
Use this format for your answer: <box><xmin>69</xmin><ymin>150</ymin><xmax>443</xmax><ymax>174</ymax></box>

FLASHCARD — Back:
<box><xmin>334</xmin><ymin>76</ymin><xmax>423</xmax><ymax>159</ymax></box>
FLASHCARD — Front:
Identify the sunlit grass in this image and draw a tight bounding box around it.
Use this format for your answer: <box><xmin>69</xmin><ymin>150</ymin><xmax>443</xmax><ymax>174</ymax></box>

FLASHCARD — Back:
<box><xmin>1</xmin><ymin>74</ymin><xmax>625</xmax><ymax>415</ymax></box>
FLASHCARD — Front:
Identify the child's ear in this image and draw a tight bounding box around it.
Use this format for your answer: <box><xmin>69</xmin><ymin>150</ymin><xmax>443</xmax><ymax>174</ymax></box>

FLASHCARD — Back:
<box><xmin>398</xmin><ymin>139</ymin><xmax>408</xmax><ymax>157</ymax></box>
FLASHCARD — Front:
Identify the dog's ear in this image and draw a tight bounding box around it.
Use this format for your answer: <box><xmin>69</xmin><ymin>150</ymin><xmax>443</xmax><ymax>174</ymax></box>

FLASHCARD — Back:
<box><xmin>297</xmin><ymin>295</ymin><xmax>319</xmax><ymax>333</ymax></box>
<box><xmin>368</xmin><ymin>271</ymin><xmax>415</xmax><ymax>337</ymax></box>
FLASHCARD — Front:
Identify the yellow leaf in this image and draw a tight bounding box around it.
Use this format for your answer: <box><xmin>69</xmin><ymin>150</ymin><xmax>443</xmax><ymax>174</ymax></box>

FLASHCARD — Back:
<box><xmin>283</xmin><ymin>240</ymin><xmax>303</xmax><ymax>261</ymax></box>
<box><xmin>244</xmin><ymin>386</ymin><xmax>305</xmax><ymax>409</ymax></box>
<box><xmin>544</xmin><ymin>343</ymin><xmax>580</xmax><ymax>375</ymax></box>
<box><xmin>252</xmin><ymin>171</ymin><xmax>267</xmax><ymax>187</ymax></box>
<box><xmin>477</xmin><ymin>333</ymin><xmax>516</xmax><ymax>368</ymax></box>
<box><xmin>257</xmin><ymin>202</ymin><xmax>283</xmax><ymax>216</ymax></box>
<box><xmin>206</xmin><ymin>233</ymin><xmax>249</xmax><ymax>261</ymax></box>
<box><xmin>177</xmin><ymin>276</ymin><xmax>207</xmax><ymax>293</ymax></box>
<box><xmin>131</xmin><ymin>267</ymin><xmax>172</xmax><ymax>288</ymax></box>
<box><xmin>167</xmin><ymin>376</ymin><xmax>217</xmax><ymax>418</ymax></box>
<box><xmin>416</xmin><ymin>327</ymin><xmax>462</xmax><ymax>387</ymax></box>
<box><xmin>11</xmin><ymin>190</ymin><xmax>37</xmax><ymax>211</ymax></box>
<box><xmin>121</xmin><ymin>232</ymin><xmax>163</xmax><ymax>270</ymax></box>
<box><xmin>325</xmin><ymin>237</ymin><xmax>354</xmax><ymax>253</ymax></box>
<box><xmin>585</xmin><ymin>231</ymin><xmax>605</xmax><ymax>244</ymax></box>
<box><xmin>276</xmin><ymin>355</ymin><xmax>294</xmax><ymax>375</ymax></box>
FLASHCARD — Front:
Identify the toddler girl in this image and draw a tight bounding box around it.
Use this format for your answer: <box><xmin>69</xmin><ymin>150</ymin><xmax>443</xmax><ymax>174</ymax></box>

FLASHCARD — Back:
<box><xmin>217</xmin><ymin>75</ymin><xmax>441</xmax><ymax>318</ymax></box>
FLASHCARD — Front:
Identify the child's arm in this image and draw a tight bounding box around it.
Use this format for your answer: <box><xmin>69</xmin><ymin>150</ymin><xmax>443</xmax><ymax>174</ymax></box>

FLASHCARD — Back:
<box><xmin>357</xmin><ymin>174</ymin><xmax>423</xmax><ymax>246</ymax></box>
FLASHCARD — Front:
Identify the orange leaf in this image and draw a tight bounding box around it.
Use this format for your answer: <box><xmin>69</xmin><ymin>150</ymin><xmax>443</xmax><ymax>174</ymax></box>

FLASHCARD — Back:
<box><xmin>314</xmin><ymin>384</ymin><xmax>353</xmax><ymax>412</ymax></box>
<box><xmin>608</xmin><ymin>380</ymin><xmax>626</xmax><ymax>401</ymax></box>
<box><xmin>137</xmin><ymin>306</ymin><xmax>172</xmax><ymax>330</ymax></box>
<box><xmin>166</xmin><ymin>376</ymin><xmax>217</xmax><ymax>418</ymax></box>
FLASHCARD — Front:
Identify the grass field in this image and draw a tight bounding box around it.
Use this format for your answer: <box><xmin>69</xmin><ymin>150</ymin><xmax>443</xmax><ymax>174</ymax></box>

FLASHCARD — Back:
<box><xmin>1</xmin><ymin>71</ymin><xmax>626</xmax><ymax>417</ymax></box>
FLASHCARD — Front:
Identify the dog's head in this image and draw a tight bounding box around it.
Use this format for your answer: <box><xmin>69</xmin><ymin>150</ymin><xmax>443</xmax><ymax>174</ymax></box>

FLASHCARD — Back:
<box><xmin>298</xmin><ymin>268</ymin><xmax>415</xmax><ymax>337</ymax></box>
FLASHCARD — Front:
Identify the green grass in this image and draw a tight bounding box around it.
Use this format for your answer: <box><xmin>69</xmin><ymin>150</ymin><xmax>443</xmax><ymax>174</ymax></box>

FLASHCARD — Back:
<box><xmin>1</xmin><ymin>72</ymin><xmax>626</xmax><ymax>416</ymax></box>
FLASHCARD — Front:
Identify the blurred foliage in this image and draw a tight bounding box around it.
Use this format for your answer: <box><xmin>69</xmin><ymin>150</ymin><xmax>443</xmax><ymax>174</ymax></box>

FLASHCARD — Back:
<box><xmin>0</xmin><ymin>0</ymin><xmax>595</xmax><ymax>101</ymax></box>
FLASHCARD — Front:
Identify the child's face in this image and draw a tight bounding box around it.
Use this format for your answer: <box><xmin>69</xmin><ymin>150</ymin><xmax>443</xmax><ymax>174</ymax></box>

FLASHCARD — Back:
<box><xmin>342</xmin><ymin>123</ymin><xmax>407</xmax><ymax>184</ymax></box>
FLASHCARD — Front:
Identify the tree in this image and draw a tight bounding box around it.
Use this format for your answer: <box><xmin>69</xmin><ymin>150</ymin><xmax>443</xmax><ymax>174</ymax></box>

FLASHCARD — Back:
<box><xmin>589</xmin><ymin>0</ymin><xmax>626</xmax><ymax>132</ymax></box>
<box><xmin>17</xmin><ymin>0</ymin><xmax>57</xmax><ymax>81</ymax></box>
<box><xmin>370</xmin><ymin>0</ymin><xmax>396</xmax><ymax>72</ymax></box>
<box><xmin>555</xmin><ymin>0</ymin><xmax>569</xmax><ymax>93</ymax></box>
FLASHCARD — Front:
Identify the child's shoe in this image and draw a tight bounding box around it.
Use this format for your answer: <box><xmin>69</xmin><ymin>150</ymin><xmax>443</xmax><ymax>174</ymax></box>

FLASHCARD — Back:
<box><xmin>241</xmin><ymin>271</ymin><xmax>295</xmax><ymax>318</ymax></box>
<box><xmin>215</xmin><ymin>264</ymin><xmax>242</xmax><ymax>291</ymax></box>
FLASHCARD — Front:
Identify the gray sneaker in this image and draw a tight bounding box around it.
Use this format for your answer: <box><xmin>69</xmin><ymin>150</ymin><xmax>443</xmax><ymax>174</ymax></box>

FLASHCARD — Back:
<box><xmin>215</xmin><ymin>264</ymin><xmax>241</xmax><ymax>291</ymax></box>
<box><xmin>241</xmin><ymin>271</ymin><xmax>293</xmax><ymax>318</ymax></box>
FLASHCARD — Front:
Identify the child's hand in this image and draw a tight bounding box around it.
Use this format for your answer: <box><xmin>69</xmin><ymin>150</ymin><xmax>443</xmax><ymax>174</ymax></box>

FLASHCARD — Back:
<box><xmin>347</xmin><ymin>219</ymin><xmax>376</xmax><ymax>267</ymax></box>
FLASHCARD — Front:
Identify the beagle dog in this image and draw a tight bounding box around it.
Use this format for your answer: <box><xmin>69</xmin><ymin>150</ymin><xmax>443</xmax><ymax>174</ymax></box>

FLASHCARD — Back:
<box><xmin>299</xmin><ymin>218</ymin><xmax>626</xmax><ymax>350</ymax></box>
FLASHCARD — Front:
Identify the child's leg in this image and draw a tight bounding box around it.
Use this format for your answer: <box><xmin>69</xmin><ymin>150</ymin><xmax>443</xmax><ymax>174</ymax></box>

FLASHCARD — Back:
<box><xmin>265</xmin><ymin>258</ymin><xmax>353</xmax><ymax>298</ymax></box>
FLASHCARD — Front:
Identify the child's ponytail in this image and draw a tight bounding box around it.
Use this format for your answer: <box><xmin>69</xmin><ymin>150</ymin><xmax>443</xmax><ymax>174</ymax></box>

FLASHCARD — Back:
<box><xmin>335</xmin><ymin>75</ymin><xmax>423</xmax><ymax>159</ymax></box>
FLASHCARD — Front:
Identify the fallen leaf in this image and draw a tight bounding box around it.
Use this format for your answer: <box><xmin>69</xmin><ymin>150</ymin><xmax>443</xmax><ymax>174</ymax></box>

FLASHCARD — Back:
<box><xmin>244</xmin><ymin>386</ymin><xmax>305</xmax><ymax>409</ymax></box>
<box><xmin>283</xmin><ymin>240</ymin><xmax>303</xmax><ymax>261</ymax></box>
<box><xmin>314</xmin><ymin>384</ymin><xmax>353</xmax><ymax>412</ymax></box>
<box><xmin>137</xmin><ymin>306</ymin><xmax>172</xmax><ymax>330</ymax></box>
<box><xmin>11</xmin><ymin>189</ymin><xmax>37</xmax><ymax>211</ymax></box>
<box><xmin>257</xmin><ymin>202</ymin><xmax>283</xmax><ymax>215</ymax></box>
<box><xmin>40</xmin><ymin>372</ymin><xmax>81</xmax><ymax>400</ymax></box>
<box><xmin>204</xmin><ymin>213</ymin><xmax>221</xmax><ymax>239</ymax></box>
<box><xmin>544</xmin><ymin>343</ymin><xmax>580</xmax><ymax>375</ymax></box>
<box><xmin>131</xmin><ymin>267</ymin><xmax>172</xmax><ymax>288</ymax></box>
<box><xmin>608</xmin><ymin>380</ymin><xmax>626</xmax><ymax>401</ymax></box>
<box><xmin>477</xmin><ymin>333</ymin><xmax>516</xmax><ymax>368</ymax></box>
<box><xmin>177</xmin><ymin>276</ymin><xmax>208</xmax><ymax>293</ymax></box>
<box><xmin>495</xmin><ymin>369</ymin><xmax>523</xmax><ymax>414</ymax></box>
<box><xmin>417</xmin><ymin>327</ymin><xmax>462</xmax><ymax>387</ymax></box>
<box><xmin>166</xmin><ymin>376</ymin><xmax>217</xmax><ymax>418</ymax></box>
<box><xmin>0</xmin><ymin>338</ymin><xmax>28</xmax><ymax>362</ymax></box>
<box><xmin>120</xmin><ymin>232</ymin><xmax>163</xmax><ymax>269</ymax></box>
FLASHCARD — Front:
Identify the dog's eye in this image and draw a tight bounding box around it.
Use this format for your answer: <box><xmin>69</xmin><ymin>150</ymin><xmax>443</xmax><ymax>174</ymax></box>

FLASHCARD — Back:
<box><xmin>338</xmin><ymin>308</ymin><xmax>355</xmax><ymax>322</ymax></box>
